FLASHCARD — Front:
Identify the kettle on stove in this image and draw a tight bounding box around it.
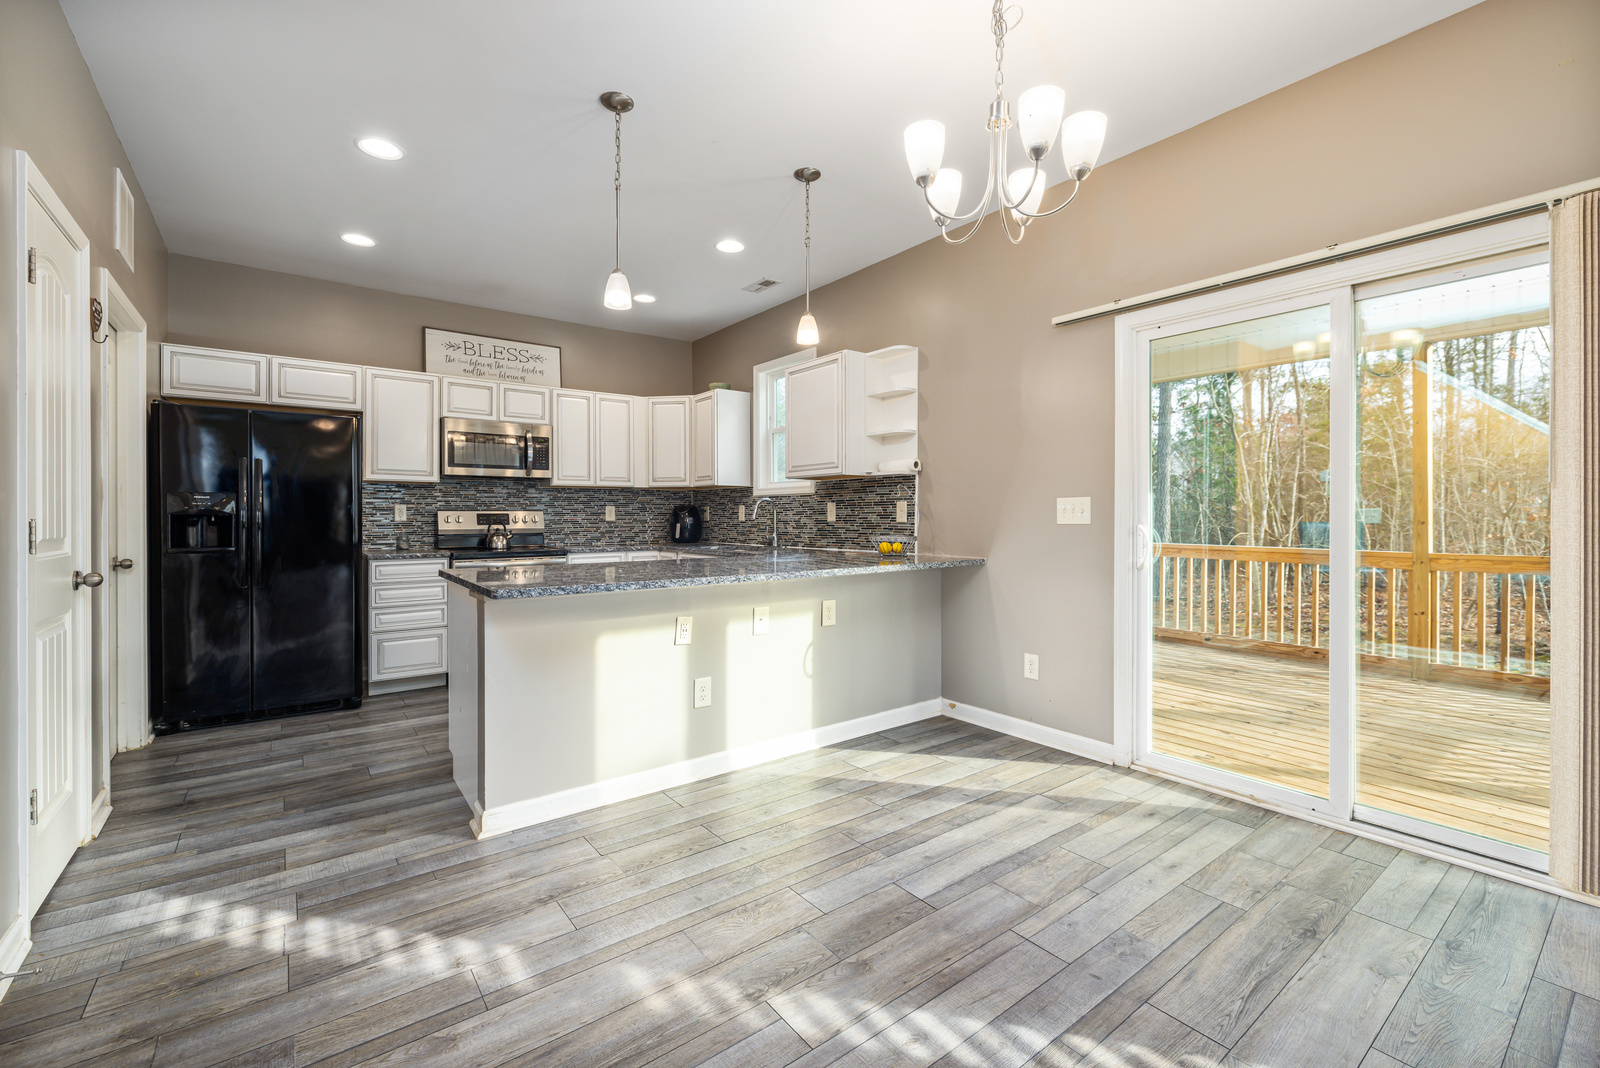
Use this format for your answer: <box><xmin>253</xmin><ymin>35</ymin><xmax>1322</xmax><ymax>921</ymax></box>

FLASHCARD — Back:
<box><xmin>484</xmin><ymin>523</ymin><xmax>511</xmax><ymax>552</ymax></box>
<box><xmin>670</xmin><ymin>504</ymin><xmax>703</xmax><ymax>544</ymax></box>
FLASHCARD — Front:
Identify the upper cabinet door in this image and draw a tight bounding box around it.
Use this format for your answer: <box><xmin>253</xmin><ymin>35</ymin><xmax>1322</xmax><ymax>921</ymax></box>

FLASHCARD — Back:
<box><xmin>691</xmin><ymin>392</ymin><xmax>717</xmax><ymax>487</ymax></box>
<box><xmin>161</xmin><ymin>344</ymin><xmax>269</xmax><ymax>403</ymax></box>
<box><xmin>500</xmin><ymin>384</ymin><xmax>550</xmax><ymax>424</ymax></box>
<box><xmin>441</xmin><ymin>377</ymin><xmax>497</xmax><ymax>419</ymax></box>
<box><xmin>690</xmin><ymin>389</ymin><xmax>753</xmax><ymax>488</ymax></box>
<box><xmin>784</xmin><ymin>354</ymin><xmax>844</xmax><ymax>477</ymax></box>
<box><xmin>268</xmin><ymin>356</ymin><xmax>363</xmax><ymax>410</ymax></box>
<box><xmin>364</xmin><ymin>368</ymin><xmax>441</xmax><ymax>482</ymax></box>
<box><xmin>594</xmin><ymin>393</ymin><xmax>635</xmax><ymax>486</ymax></box>
<box><xmin>648</xmin><ymin>396</ymin><xmax>692</xmax><ymax>486</ymax></box>
<box><xmin>551</xmin><ymin>389</ymin><xmax>596</xmax><ymax>485</ymax></box>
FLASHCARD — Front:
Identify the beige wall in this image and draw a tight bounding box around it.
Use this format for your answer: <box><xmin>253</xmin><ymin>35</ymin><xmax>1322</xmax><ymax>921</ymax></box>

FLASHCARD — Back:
<box><xmin>169</xmin><ymin>256</ymin><xmax>694</xmax><ymax>397</ymax></box>
<box><xmin>691</xmin><ymin>0</ymin><xmax>1600</xmax><ymax>745</ymax></box>
<box><xmin>0</xmin><ymin>0</ymin><xmax>169</xmax><ymax>955</ymax></box>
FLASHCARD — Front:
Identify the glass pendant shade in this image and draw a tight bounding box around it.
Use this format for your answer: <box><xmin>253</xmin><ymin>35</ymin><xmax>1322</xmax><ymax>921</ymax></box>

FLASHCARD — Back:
<box><xmin>1059</xmin><ymin>110</ymin><xmax>1108</xmax><ymax>178</ymax></box>
<box><xmin>603</xmin><ymin>268</ymin><xmax>632</xmax><ymax>310</ymax></box>
<box><xmin>1007</xmin><ymin>167</ymin><xmax>1047</xmax><ymax>222</ymax></box>
<box><xmin>796</xmin><ymin>312</ymin><xmax>819</xmax><ymax>347</ymax></box>
<box><xmin>903</xmin><ymin>120</ymin><xmax>946</xmax><ymax>182</ymax></box>
<box><xmin>1016</xmin><ymin>85</ymin><xmax>1066</xmax><ymax>158</ymax></box>
<box><xmin>927</xmin><ymin>168</ymin><xmax>962</xmax><ymax>220</ymax></box>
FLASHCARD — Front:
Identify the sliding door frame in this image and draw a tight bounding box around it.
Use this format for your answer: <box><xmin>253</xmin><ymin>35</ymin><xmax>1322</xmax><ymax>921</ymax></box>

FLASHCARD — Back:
<box><xmin>1113</xmin><ymin>214</ymin><xmax>1552</xmax><ymax>865</ymax></box>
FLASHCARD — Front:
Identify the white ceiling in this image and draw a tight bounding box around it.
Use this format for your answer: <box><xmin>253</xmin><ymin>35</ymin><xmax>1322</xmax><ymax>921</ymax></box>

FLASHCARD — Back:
<box><xmin>63</xmin><ymin>0</ymin><xmax>1477</xmax><ymax>342</ymax></box>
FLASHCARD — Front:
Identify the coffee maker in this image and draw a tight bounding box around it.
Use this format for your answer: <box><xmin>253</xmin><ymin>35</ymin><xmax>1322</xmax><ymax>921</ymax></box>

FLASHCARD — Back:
<box><xmin>670</xmin><ymin>504</ymin><xmax>703</xmax><ymax>543</ymax></box>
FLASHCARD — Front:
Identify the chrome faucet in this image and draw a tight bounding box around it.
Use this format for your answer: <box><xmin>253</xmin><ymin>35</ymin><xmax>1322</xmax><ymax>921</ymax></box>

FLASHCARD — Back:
<box><xmin>751</xmin><ymin>497</ymin><xmax>779</xmax><ymax>549</ymax></box>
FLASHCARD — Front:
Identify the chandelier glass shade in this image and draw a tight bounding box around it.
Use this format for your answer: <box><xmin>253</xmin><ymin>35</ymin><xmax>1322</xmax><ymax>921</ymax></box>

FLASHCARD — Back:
<box><xmin>904</xmin><ymin>2</ymin><xmax>1107</xmax><ymax>244</ymax></box>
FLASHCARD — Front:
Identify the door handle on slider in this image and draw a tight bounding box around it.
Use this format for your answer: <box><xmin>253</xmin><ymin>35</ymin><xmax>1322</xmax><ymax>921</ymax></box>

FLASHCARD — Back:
<box><xmin>111</xmin><ymin>557</ymin><xmax>134</xmax><ymax>571</ymax></box>
<box><xmin>72</xmin><ymin>570</ymin><xmax>104</xmax><ymax>589</ymax></box>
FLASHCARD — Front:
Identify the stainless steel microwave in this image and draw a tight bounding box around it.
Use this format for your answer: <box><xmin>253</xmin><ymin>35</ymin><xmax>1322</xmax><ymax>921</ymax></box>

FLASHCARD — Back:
<box><xmin>440</xmin><ymin>418</ymin><xmax>552</xmax><ymax>479</ymax></box>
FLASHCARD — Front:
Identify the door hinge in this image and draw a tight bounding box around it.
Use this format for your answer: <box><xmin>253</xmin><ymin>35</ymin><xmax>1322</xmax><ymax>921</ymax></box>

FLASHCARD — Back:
<box><xmin>28</xmin><ymin>518</ymin><xmax>37</xmax><ymax>555</ymax></box>
<box><xmin>29</xmin><ymin>790</ymin><xmax>38</xmax><ymax>825</ymax></box>
<box><xmin>27</xmin><ymin>247</ymin><xmax>37</xmax><ymax>284</ymax></box>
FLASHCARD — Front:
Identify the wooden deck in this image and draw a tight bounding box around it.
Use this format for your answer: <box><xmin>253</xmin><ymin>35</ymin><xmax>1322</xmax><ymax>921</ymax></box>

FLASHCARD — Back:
<box><xmin>1153</xmin><ymin>640</ymin><xmax>1550</xmax><ymax>852</ymax></box>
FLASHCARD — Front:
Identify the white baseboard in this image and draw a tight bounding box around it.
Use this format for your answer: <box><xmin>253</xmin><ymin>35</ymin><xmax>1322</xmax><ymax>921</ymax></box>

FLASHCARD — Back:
<box><xmin>939</xmin><ymin>699</ymin><xmax>1117</xmax><ymax>766</ymax></box>
<box><xmin>0</xmin><ymin>912</ymin><xmax>33</xmax><ymax>1005</ymax></box>
<box><xmin>473</xmin><ymin>697</ymin><xmax>945</xmax><ymax>839</ymax></box>
<box><xmin>89</xmin><ymin>787</ymin><xmax>112</xmax><ymax>839</ymax></box>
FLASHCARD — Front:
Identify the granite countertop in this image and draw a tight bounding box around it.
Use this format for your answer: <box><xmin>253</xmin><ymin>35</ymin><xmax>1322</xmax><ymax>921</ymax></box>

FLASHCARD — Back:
<box><xmin>440</xmin><ymin>547</ymin><xmax>983</xmax><ymax>599</ymax></box>
<box><xmin>362</xmin><ymin>542</ymin><xmax>748</xmax><ymax>561</ymax></box>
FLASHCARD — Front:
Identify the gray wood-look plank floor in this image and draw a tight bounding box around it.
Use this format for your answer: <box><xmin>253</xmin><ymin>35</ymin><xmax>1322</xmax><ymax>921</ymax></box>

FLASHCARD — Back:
<box><xmin>0</xmin><ymin>687</ymin><xmax>1591</xmax><ymax>1067</ymax></box>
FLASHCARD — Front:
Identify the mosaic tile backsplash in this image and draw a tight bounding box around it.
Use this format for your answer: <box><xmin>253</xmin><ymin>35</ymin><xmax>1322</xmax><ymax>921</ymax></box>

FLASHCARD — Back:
<box><xmin>360</xmin><ymin>475</ymin><xmax>917</xmax><ymax>553</ymax></box>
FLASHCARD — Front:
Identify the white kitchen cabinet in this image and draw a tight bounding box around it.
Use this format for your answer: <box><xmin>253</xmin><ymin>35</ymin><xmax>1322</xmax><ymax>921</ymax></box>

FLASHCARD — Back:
<box><xmin>784</xmin><ymin>347</ymin><xmax>918</xmax><ymax>479</ymax></box>
<box><xmin>691</xmin><ymin>389</ymin><xmax>752</xmax><ymax>487</ymax></box>
<box><xmin>500</xmin><ymin>384</ymin><xmax>550</xmax><ymax>424</ymax></box>
<box><xmin>161</xmin><ymin>344</ymin><xmax>269</xmax><ymax>403</ymax></box>
<box><xmin>369</xmin><ymin>630</ymin><xmax>448</xmax><ymax>681</ymax></box>
<box><xmin>441</xmin><ymin>376</ymin><xmax>497</xmax><ymax>419</ymax></box>
<box><xmin>268</xmin><ymin>356</ymin><xmax>363</xmax><ymax>410</ymax></box>
<box><xmin>363</xmin><ymin>368</ymin><xmax>441</xmax><ymax>482</ymax></box>
<box><xmin>595</xmin><ymin>393</ymin><xmax>635</xmax><ymax>486</ymax></box>
<box><xmin>367</xmin><ymin>554</ymin><xmax>448</xmax><ymax>690</ymax></box>
<box><xmin>550</xmin><ymin>389</ymin><xmax>596</xmax><ymax>485</ymax></box>
<box><xmin>566</xmin><ymin>552</ymin><xmax>626</xmax><ymax>563</ymax></box>
<box><xmin>646</xmin><ymin>396</ymin><xmax>692</xmax><ymax>487</ymax></box>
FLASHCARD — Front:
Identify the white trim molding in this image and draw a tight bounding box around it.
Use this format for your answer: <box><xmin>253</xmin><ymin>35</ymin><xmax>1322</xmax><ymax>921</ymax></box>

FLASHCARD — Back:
<box><xmin>0</xmin><ymin>912</ymin><xmax>32</xmax><ymax>1003</ymax></box>
<box><xmin>471</xmin><ymin>697</ymin><xmax>944</xmax><ymax>838</ymax></box>
<box><xmin>940</xmin><ymin>700</ymin><xmax>1117</xmax><ymax>766</ymax></box>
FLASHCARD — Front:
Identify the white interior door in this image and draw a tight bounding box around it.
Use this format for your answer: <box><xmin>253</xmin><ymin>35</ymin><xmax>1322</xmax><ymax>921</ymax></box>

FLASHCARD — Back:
<box><xmin>25</xmin><ymin>177</ymin><xmax>93</xmax><ymax>915</ymax></box>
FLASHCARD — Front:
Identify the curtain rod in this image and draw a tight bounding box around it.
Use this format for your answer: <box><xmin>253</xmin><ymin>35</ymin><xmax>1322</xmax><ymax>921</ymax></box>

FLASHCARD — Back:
<box><xmin>1051</xmin><ymin>176</ymin><xmax>1600</xmax><ymax>328</ymax></box>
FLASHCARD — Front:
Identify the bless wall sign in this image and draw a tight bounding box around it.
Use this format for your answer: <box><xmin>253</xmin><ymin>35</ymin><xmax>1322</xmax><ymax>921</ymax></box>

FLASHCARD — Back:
<box><xmin>423</xmin><ymin>328</ymin><xmax>561</xmax><ymax>386</ymax></box>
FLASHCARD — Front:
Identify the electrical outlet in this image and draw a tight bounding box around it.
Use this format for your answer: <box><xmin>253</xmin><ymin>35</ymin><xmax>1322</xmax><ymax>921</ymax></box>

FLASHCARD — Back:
<box><xmin>753</xmin><ymin>606</ymin><xmax>769</xmax><ymax>635</ymax></box>
<box><xmin>694</xmin><ymin>676</ymin><xmax>712</xmax><ymax>708</ymax></box>
<box><xmin>739</xmin><ymin>505</ymin><xmax>746</xmax><ymax>521</ymax></box>
<box><xmin>604</xmin><ymin>504</ymin><xmax>616</xmax><ymax>521</ymax></box>
<box><xmin>896</xmin><ymin>500</ymin><xmax>908</xmax><ymax>523</ymax></box>
<box><xmin>394</xmin><ymin>504</ymin><xmax>407</xmax><ymax>521</ymax></box>
<box><xmin>1023</xmin><ymin>652</ymin><xmax>1039</xmax><ymax>680</ymax></box>
<box><xmin>1056</xmin><ymin>497</ymin><xmax>1091</xmax><ymax>525</ymax></box>
<box><xmin>821</xmin><ymin>599</ymin><xmax>837</xmax><ymax>627</ymax></box>
<box><xmin>674</xmin><ymin>616</ymin><xmax>693</xmax><ymax>645</ymax></box>
<box><xmin>826</xmin><ymin>502</ymin><xmax>836</xmax><ymax>523</ymax></box>
<box><xmin>703</xmin><ymin>506</ymin><xmax>711</xmax><ymax>522</ymax></box>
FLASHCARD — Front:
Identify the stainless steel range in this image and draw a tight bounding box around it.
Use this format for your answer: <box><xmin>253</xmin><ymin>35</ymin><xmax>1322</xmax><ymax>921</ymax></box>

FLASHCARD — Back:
<box><xmin>436</xmin><ymin>510</ymin><xmax>568</xmax><ymax>566</ymax></box>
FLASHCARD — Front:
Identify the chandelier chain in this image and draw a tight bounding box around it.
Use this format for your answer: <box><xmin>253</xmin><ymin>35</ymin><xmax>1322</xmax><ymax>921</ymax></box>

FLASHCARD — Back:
<box><xmin>803</xmin><ymin>180</ymin><xmax>811</xmax><ymax>313</ymax></box>
<box><xmin>992</xmin><ymin>0</ymin><xmax>1007</xmax><ymax>96</ymax></box>
<box><xmin>613</xmin><ymin>110</ymin><xmax>622</xmax><ymax>269</ymax></box>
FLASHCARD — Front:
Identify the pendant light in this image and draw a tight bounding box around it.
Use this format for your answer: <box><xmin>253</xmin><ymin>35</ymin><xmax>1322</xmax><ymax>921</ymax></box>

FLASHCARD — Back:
<box><xmin>795</xmin><ymin>167</ymin><xmax>820</xmax><ymax>346</ymax></box>
<box><xmin>600</xmin><ymin>92</ymin><xmax>633</xmax><ymax>310</ymax></box>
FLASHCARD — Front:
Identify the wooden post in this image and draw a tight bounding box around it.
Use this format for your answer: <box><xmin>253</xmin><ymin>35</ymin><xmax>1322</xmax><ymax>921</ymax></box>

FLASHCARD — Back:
<box><xmin>1410</xmin><ymin>350</ymin><xmax>1434</xmax><ymax>679</ymax></box>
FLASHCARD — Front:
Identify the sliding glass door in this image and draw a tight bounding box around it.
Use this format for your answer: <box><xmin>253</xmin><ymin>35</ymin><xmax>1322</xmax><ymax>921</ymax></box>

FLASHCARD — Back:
<box><xmin>1124</xmin><ymin>221</ymin><xmax>1552</xmax><ymax>869</ymax></box>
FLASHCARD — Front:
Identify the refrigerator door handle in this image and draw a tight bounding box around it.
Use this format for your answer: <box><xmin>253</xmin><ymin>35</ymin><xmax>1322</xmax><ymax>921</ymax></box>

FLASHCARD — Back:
<box><xmin>235</xmin><ymin>457</ymin><xmax>251</xmax><ymax>588</ymax></box>
<box><xmin>252</xmin><ymin>458</ymin><xmax>265</xmax><ymax>587</ymax></box>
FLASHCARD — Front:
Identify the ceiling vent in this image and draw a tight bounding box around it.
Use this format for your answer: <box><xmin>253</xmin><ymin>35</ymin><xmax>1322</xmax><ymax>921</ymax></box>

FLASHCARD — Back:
<box><xmin>741</xmin><ymin>278</ymin><xmax>780</xmax><ymax>293</ymax></box>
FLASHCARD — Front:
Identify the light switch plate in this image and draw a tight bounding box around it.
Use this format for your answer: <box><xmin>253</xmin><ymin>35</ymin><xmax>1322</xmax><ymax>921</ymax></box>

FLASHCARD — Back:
<box><xmin>394</xmin><ymin>504</ymin><xmax>407</xmax><ymax>521</ymax></box>
<box><xmin>1023</xmin><ymin>652</ymin><xmax>1039</xmax><ymax>680</ymax></box>
<box><xmin>694</xmin><ymin>677</ymin><xmax>712</xmax><ymax>708</ymax></box>
<box><xmin>674</xmin><ymin>616</ymin><xmax>693</xmax><ymax>645</ymax></box>
<box><xmin>739</xmin><ymin>505</ymin><xmax>746</xmax><ymax>521</ymax></box>
<box><xmin>604</xmin><ymin>504</ymin><xmax>616</xmax><ymax>521</ymax></box>
<box><xmin>896</xmin><ymin>500</ymin><xmax>908</xmax><ymax>523</ymax></box>
<box><xmin>821</xmin><ymin>599</ymin><xmax>837</xmax><ymax>627</ymax></box>
<box><xmin>1056</xmin><ymin>497</ymin><xmax>1091</xmax><ymax>525</ymax></box>
<box><xmin>753</xmin><ymin>606</ymin><xmax>769</xmax><ymax>635</ymax></box>
<box><xmin>826</xmin><ymin>502</ymin><xmax>836</xmax><ymax>523</ymax></box>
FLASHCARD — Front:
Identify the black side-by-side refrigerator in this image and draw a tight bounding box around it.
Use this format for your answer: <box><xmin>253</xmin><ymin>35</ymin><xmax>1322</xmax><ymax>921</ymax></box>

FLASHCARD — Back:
<box><xmin>149</xmin><ymin>400</ymin><xmax>362</xmax><ymax>731</ymax></box>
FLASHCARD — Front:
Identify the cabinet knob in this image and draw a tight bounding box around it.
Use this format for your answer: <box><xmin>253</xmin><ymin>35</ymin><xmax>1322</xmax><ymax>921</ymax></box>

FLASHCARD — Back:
<box><xmin>112</xmin><ymin>557</ymin><xmax>135</xmax><ymax>571</ymax></box>
<box><xmin>73</xmin><ymin>570</ymin><xmax>104</xmax><ymax>589</ymax></box>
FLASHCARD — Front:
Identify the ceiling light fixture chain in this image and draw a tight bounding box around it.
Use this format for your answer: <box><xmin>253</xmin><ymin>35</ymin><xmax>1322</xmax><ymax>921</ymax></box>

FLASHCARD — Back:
<box><xmin>613</xmin><ymin>108</ymin><xmax>623</xmax><ymax>270</ymax></box>
<box><xmin>902</xmin><ymin>2</ymin><xmax>1106</xmax><ymax>246</ymax></box>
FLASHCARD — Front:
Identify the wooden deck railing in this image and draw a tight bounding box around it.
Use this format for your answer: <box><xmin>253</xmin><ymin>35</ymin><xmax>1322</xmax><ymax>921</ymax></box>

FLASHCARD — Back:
<box><xmin>1153</xmin><ymin>542</ymin><xmax>1550</xmax><ymax>691</ymax></box>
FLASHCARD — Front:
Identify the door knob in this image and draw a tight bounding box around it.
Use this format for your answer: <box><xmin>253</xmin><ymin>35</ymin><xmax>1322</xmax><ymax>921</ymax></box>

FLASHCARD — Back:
<box><xmin>111</xmin><ymin>557</ymin><xmax>134</xmax><ymax>571</ymax></box>
<box><xmin>72</xmin><ymin>570</ymin><xmax>104</xmax><ymax>589</ymax></box>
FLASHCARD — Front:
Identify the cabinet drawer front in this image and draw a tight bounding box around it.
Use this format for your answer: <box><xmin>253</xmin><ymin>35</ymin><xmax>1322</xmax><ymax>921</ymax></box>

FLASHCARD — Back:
<box><xmin>369</xmin><ymin>629</ymin><xmax>447</xmax><ymax>680</ymax></box>
<box><xmin>370</xmin><ymin>604</ymin><xmax>448</xmax><ymax>632</ymax></box>
<box><xmin>370</xmin><ymin>581</ymin><xmax>448</xmax><ymax>607</ymax></box>
<box><xmin>567</xmin><ymin>552</ymin><xmax>625</xmax><ymax>564</ymax></box>
<box><xmin>163</xmin><ymin>346</ymin><xmax>268</xmax><ymax>401</ymax></box>
<box><xmin>270</xmin><ymin>358</ymin><xmax>362</xmax><ymax>409</ymax></box>
<box><xmin>370</xmin><ymin>558</ymin><xmax>447</xmax><ymax>584</ymax></box>
<box><xmin>625</xmin><ymin>551</ymin><xmax>664</xmax><ymax>561</ymax></box>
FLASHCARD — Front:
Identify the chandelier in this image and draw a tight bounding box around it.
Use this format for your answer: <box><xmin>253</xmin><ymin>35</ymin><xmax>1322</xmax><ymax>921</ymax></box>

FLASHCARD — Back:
<box><xmin>600</xmin><ymin>91</ymin><xmax>634</xmax><ymax>310</ymax></box>
<box><xmin>903</xmin><ymin>1</ymin><xmax>1107</xmax><ymax>245</ymax></box>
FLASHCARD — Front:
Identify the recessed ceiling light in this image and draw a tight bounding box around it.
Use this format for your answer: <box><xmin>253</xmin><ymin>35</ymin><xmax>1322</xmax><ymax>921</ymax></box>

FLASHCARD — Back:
<box><xmin>634</xmin><ymin>293</ymin><xmax>657</xmax><ymax>303</ymax></box>
<box><xmin>715</xmin><ymin>239</ymin><xmax>745</xmax><ymax>253</ymax></box>
<box><xmin>341</xmin><ymin>233</ymin><xmax>376</xmax><ymax>247</ymax></box>
<box><xmin>356</xmin><ymin>137</ymin><xmax>403</xmax><ymax>160</ymax></box>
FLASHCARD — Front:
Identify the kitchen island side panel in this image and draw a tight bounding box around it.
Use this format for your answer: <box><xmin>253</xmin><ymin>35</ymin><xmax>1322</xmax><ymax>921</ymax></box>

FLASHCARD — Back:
<box><xmin>446</xmin><ymin>582</ymin><xmax>482</xmax><ymax>812</ymax></box>
<box><xmin>474</xmin><ymin>569</ymin><xmax>941</xmax><ymax>811</ymax></box>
